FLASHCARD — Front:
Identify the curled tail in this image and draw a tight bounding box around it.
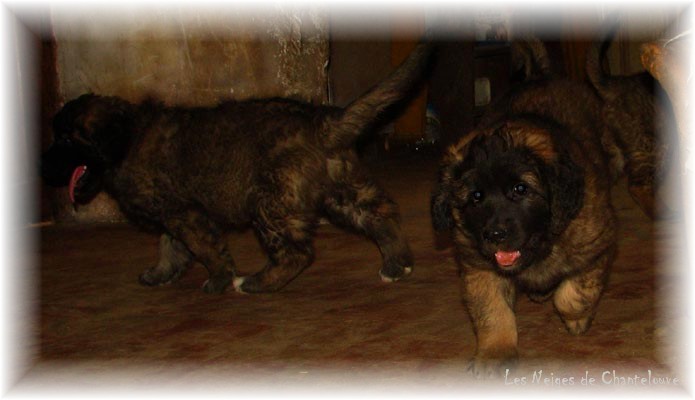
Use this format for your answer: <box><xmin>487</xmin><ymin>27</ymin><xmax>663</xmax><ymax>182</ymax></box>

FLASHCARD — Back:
<box><xmin>511</xmin><ymin>35</ymin><xmax>552</xmax><ymax>81</ymax></box>
<box><xmin>586</xmin><ymin>17</ymin><xmax>620</xmax><ymax>99</ymax></box>
<box><xmin>325</xmin><ymin>42</ymin><xmax>434</xmax><ymax>150</ymax></box>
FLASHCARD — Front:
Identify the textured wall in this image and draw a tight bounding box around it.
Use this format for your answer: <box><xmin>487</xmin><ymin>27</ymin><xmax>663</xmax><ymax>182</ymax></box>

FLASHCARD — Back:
<box><xmin>49</xmin><ymin>7</ymin><xmax>329</xmax><ymax>222</ymax></box>
<box><xmin>53</xmin><ymin>7</ymin><xmax>329</xmax><ymax>104</ymax></box>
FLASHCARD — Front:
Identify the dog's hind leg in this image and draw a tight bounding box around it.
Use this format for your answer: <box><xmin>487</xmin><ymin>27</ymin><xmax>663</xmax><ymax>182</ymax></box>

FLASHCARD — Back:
<box><xmin>323</xmin><ymin>172</ymin><xmax>413</xmax><ymax>282</ymax></box>
<box><xmin>164</xmin><ymin>210</ymin><xmax>236</xmax><ymax>294</ymax></box>
<box><xmin>139</xmin><ymin>233</ymin><xmax>193</xmax><ymax>286</ymax></box>
<box><xmin>233</xmin><ymin>203</ymin><xmax>316</xmax><ymax>294</ymax></box>
<box><xmin>625</xmin><ymin>150</ymin><xmax>672</xmax><ymax>219</ymax></box>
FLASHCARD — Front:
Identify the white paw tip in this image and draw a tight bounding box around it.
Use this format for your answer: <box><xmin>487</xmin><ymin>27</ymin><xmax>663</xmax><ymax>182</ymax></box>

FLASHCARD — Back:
<box><xmin>379</xmin><ymin>266</ymin><xmax>413</xmax><ymax>283</ymax></box>
<box><xmin>232</xmin><ymin>277</ymin><xmax>247</xmax><ymax>294</ymax></box>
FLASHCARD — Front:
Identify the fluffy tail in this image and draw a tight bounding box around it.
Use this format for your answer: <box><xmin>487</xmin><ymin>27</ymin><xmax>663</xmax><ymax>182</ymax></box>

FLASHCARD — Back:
<box><xmin>325</xmin><ymin>42</ymin><xmax>434</xmax><ymax>149</ymax></box>
<box><xmin>511</xmin><ymin>35</ymin><xmax>552</xmax><ymax>81</ymax></box>
<box><xmin>586</xmin><ymin>17</ymin><xmax>620</xmax><ymax>99</ymax></box>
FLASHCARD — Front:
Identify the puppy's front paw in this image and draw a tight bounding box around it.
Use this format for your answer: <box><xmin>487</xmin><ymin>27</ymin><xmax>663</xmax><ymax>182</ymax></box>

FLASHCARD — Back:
<box><xmin>139</xmin><ymin>267</ymin><xmax>175</xmax><ymax>286</ymax></box>
<box><xmin>230</xmin><ymin>274</ymin><xmax>281</xmax><ymax>293</ymax></box>
<box><xmin>562</xmin><ymin>316</ymin><xmax>592</xmax><ymax>335</ymax></box>
<box><xmin>232</xmin><ymin>277</ymin><xmax>249</xmax><ymax>294</ymax></box>
<box><xmin>468</xmin><ymin>351</ymin><xmax>518</xmax><ymax>380</ymax></box>
<box><xmin>202</xmin><ymin>275</ymin><xmax>231</xmax><ymax>294</ymax></box>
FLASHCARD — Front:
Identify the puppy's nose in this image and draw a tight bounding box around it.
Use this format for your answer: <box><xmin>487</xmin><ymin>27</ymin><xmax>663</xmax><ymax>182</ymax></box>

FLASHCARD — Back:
<box><xmin>483</xmin><ymin>227</ymin><xmax>508</xmax><ymax>244</ymax></box>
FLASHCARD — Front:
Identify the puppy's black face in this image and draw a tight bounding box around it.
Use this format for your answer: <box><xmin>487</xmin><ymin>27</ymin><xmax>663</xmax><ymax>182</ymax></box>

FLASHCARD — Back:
<box><xmin>458</xmin><ymin>140</ymin><xmax>552</xmax><ymax>274</ymax></box>
<box><xmin>40</xmin><ymin>94</ymin><xmax>134</xmax><ymax>204</ymax></box>
<box><xmin>432</xmin><ymin>121</ymin><xmax>584</xmax><ymax>274</ymax></box>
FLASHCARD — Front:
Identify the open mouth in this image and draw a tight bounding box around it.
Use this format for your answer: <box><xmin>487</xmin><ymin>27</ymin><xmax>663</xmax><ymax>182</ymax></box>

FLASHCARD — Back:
<box><xmin>494</xmin><ymin>250</ymin><xmax>521</xmax><ymax>268</ymax></box>
<box><xmin>68</xmin><ymin>165</ymin><xmax>88</xmax><ymax>204</ymax></box>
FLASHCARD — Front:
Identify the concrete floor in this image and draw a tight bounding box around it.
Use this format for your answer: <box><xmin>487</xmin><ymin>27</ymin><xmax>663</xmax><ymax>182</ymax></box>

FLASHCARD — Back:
<box><xmin>14</xmin><ymin>153</ymin><xmax>690</xmax><ymax>395</ymax></box>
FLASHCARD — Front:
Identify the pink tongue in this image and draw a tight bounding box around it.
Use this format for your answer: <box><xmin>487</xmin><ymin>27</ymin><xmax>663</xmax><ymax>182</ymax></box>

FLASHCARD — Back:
<box><xmin>68</xmin><ymin>165</ymin><xmax>88</xmax><ymax>204</ymax></box>
<box><xmin>495</xmin><ymin>250</ymin><xmax>521</xmax><ymax>267</ymax></box>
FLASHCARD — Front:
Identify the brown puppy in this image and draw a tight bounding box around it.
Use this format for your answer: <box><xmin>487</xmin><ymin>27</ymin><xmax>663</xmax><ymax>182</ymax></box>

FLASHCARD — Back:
<box><xmin>41</xmin><ymin>44</ymin><xmax>432</xmax><ymax>294</ymax></box>
<box><xmin>432</xmin><ymin>79</ymin><xmax>617</xmax><ymax>378</ymax></box>
<box><xmin>586</xmin><ymin>19</ymin><xmax>676</xmax><ymax>218</ymax></box>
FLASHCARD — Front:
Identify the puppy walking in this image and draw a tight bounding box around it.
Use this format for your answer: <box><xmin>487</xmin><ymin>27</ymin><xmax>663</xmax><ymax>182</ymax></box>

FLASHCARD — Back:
<box><xmin>432</xmin><ymin>78</ymin><xmax>617</xmax><ymax>378</ymax></box>
<box><xmin>42</xmin><ymin>44</ymin><xmax>432</xmax><ymax>294</ymax></box>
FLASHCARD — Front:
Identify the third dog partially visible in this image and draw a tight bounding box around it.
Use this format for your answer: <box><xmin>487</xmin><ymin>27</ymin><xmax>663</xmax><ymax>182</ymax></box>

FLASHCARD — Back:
<box><xmin>586</xmin><ymin>19</ymin><xmax>677</xmax><ymax>218</ymax></box>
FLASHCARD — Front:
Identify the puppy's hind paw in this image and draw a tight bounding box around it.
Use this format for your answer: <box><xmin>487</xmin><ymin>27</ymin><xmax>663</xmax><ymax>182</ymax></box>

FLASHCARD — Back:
<box><xmin>202</xmin><ymin>275</ymin><xmax>231</xmax><ymax>294</ymax></box>
<box><xmin>379</xmin><ymin>265</ymin><xmax>413</xmax><ymax>283</ymax></box>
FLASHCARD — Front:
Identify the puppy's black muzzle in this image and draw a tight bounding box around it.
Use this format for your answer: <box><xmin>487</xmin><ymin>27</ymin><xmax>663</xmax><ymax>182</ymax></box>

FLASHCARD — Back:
<box><xmin>40</xmin><ymin>140</ymin><xmax>104</xmax><ymax>198</ymax></box>
<box><xmin>40</xmin><ymin>143</ymin><xmax>81</xmax><ymax>187</ymax></box>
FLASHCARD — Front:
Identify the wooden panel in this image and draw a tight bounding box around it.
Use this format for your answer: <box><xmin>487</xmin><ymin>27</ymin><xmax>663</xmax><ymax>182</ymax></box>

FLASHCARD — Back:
<box><xmin>473</xmin><ymin>45</ymin><xmax>511</xmax><ymax>119</ymax></box>
<box><xmin>561</xmin><ymin>40</ymin><xmax>592</xmax><ymax>81</ymax></box>
<box><xmin>328</xmin><ymin>40</ymin><xmax>392</xmax><ymax>108</ymax></box>
<box><xmin>390</xmin><ymin>12</ymin><xmax>427</xmax><ymax>144</ymax></box>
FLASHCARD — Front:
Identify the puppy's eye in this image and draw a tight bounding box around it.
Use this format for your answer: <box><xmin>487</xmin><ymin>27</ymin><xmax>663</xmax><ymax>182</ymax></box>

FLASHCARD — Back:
<box><xmin>513</xmin><ymin>183</ymin><xmax>527</xmax><ymax>195</ymax></box>
<box><xmin>472</xmin><ymin>191</ymin><xmax>484</xmax><ymax>202</ymax></box>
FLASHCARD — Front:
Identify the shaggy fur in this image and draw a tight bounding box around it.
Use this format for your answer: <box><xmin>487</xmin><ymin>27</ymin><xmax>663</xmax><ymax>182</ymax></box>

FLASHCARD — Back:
<box><xmin>432</xmin><ymin>78</ymin><xmax>617</xmax><ymax>378</ymax></box>
<box><xmin>586</xmin><ymin>20</ymin><xmax>676</xmax><ymax>218</ymax></box>
<box><xmin>41</xmin><ymin>44</ymin><xmax>432</xmax><ymax>294</ymax></box>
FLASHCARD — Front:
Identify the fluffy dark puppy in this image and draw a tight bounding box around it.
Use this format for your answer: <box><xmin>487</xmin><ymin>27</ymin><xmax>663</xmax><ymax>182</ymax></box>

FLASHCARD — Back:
<box><xmin>432</xmin><ymin>79</ymin><xmax>617</xmax><ymax>378</ymax></box>
<box><xmin>41</xmin><ymin>44</ymin><xmax>432</xmax><ymax>294</ymax></box>
<box><xmin>586</xmin><ymin>20</ymin><xmax>676</xmax><ymax>218</ymax></box>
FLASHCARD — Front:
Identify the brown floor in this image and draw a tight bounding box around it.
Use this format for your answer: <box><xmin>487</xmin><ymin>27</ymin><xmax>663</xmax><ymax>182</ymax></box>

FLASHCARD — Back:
<box><xmin>17</xmin><ymin>153</ymin><xmax>689</xmax><ymax>394</ymax></box>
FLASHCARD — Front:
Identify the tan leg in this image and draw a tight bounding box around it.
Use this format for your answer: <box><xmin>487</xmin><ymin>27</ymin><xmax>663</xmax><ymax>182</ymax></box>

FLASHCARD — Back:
<box><xmin>164</xmin><ymin>210</ymin><xmax>236</xmax><ymax>294</ymax></box>
<box><xmin>462</xmin><ymin>268</ymin><xmax>518</xmax><ymax>378</ymax></box>
<box><xmin>553</xmin><ymin>262</ymin><xmax>610</xmax><ymax>335</ymax></box>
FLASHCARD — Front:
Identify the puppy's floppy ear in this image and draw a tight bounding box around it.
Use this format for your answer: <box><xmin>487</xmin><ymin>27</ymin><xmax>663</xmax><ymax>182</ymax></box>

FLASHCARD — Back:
<box><xmin>88</xmin><ymin>96</ymin><xmax>137</xmax><ymax>164</ymax></box>
<box><xmin>431</xmin><ymin>134</ymin><xmax>476</xmax><ymax>232</ymax></box>
<box><xmin>431</xmin><ymin>181</ymin><xmax>454</xmax><ymax>232</ymax></box>
<box><xmin>52</xmin><ymin>93</ymin><xmax>99</xmax><ymax>135</ymax></box>
<box><xmin>547</xmin><ymin>149</ymin><xmax>585</xmax><ymax>235</ymax></box>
